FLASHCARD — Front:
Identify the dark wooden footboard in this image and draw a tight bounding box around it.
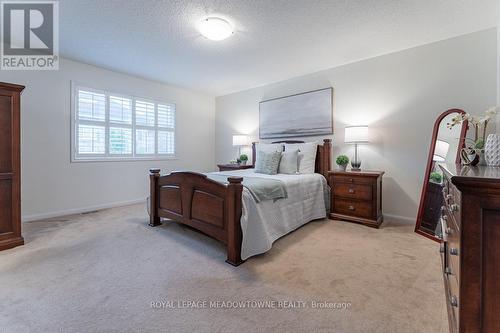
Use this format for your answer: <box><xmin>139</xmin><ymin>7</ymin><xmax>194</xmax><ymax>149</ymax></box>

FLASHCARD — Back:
<box><xmin>149</xmin><ymin>169</ymin><xmax>244</xmax><ymax>266</ymax></box>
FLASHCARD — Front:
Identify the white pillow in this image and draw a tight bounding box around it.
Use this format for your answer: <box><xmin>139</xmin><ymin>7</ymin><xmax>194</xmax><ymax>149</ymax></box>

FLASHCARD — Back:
<box><xmin>285</xmin><ymin>142</ymin><xmax>318</xmax><ymax>174</ymax></box>
<box><xmin>278</xmin><ymin>149</ymin><xmax>299</xmax><ymax>174</ymax></box>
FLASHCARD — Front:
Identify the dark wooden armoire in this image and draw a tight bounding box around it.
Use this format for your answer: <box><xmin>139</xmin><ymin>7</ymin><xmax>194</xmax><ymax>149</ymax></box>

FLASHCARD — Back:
<box><xmin>0</xmin><ymin>82</ymin><xmax>25</xmax><ymax>251</ymax></box>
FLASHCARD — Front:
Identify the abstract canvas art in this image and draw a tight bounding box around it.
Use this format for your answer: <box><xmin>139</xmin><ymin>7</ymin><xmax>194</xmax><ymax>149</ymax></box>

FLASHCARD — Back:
<box><xmin>259</xmin><ymin>88</ymin><xmax>333</xmax><ymax>139</ymax></box>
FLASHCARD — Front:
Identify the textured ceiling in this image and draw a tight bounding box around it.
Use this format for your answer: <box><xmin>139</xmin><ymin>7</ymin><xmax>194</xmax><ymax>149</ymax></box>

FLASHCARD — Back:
<box><xmin>59</xmin><ymin>0</ymin><xmax>500</xmax><ymax>96</ymax></box>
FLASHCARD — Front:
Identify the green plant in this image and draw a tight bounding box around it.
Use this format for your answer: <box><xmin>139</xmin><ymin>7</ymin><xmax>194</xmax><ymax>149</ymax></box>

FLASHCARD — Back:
<box><xmin>474</xmin><ymin>138</ymin><xmax>485</xmax><ymax>150</ymax></box>
<box><xmin>430</xmin><ymin>172</ymin><xmax>442</xmax><ymax>183</ymax></box>
<box><xmin>239</xmin><ymin>154</ymin><xmax>248</xmax><ymax>162</ymax></box>
<box><xmin>336</xmin><ymin>155</ymin><xmax>349</xmax><ymax>166</ymax></box>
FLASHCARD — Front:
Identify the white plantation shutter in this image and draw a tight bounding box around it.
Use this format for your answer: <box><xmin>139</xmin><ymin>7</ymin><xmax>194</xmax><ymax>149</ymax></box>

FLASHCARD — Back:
<box><xmin>73</xmin><ymin>84</ymin><xmax>176</xmax><ymax>161</ymax></box>
<box><xmin>109</xmin><ymin>127</ymin><xmax>132</xmax><ymax>154</ymax></box>
<box><xmin>78</xmin><ymin>90</ymin><xmax>105</xmax><ymax>121</ymax></box>
<box><xmin>157</xmin><ymin>103</ymin><xmax>175</xmax><ymax>128</ymax></box>
<box><xmin>135</xmin><ymin>100</ymin><xmax>155</xmax><ymax>126</ymax></box>
<box><xmin>78</xmin><ymin>124</ymin><xmax>105</xmax><ymax>154</ymax></box>
<box><xmin>109</xmin><ymin>96</ymin><xmax>132</xmax><ymax>124</ymax></box>
<box><xmin>158</xmin><ymin>131</ymin><xmax>175</xmax><ymax>154</ymax></box>
<box><xmin>157</xmin><ymin>103</ymin><xmax>175</xmax><ymax>156</ymax></box>
<box><xmin>136</xmin><ymin>129</ymin><xmax>156</xmax><ymax>154</ymax></box>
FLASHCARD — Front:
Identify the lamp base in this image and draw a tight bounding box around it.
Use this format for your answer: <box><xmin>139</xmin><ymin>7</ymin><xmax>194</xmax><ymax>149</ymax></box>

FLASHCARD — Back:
<box><xmin>351</xmin><ymin>161</ymin><xmax>361</xmax><ymax>171</ymax></box>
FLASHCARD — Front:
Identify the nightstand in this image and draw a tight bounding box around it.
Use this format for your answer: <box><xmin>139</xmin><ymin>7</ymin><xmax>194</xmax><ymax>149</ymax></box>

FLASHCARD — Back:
<box><xmin>329</xmin><ymin>170</ymin><xmax>384</xmax><ymax>228</ymax></box>
<box><xmin>217</xmin><ymin>164</ymin><xmax>253</xmax><ymax>172</ymax></box>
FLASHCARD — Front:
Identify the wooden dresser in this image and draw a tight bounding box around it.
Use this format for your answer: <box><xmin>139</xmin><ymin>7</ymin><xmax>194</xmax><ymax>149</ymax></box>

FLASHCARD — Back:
<box><xmin>0</xmin><ymin>82</ymin><xmax>24</xmax><ymax>251</ymax></box>
<box><xmin>439</xmin><ymin>163</ymin><xmax>500</xmax><ymax>333</ymax></box>
<box><xmin>329</xmin><ymin>170</ymin><xmax>384</xmax><ymax>228</ymax></box>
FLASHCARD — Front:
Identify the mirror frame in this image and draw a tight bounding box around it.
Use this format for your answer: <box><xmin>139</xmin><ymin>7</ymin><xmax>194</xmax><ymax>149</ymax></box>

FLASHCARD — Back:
<box><xmin>415</xmin><ymin>109</ymin><xmax>468</xmax><ymax>242</ymax></box>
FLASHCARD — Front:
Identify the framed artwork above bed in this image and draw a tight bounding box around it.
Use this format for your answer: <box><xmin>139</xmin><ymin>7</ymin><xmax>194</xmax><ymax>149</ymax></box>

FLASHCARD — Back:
<box><xmin>259</xmin><ymin>87</ymin><xmax>333</xmax><ymax>139</ymax></box>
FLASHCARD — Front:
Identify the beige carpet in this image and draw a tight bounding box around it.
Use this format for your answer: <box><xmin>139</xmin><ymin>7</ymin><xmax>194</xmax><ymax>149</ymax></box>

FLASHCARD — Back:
<box><xmin>0</xmin><ymin>204</ymin><xmax>447</xmax><ymax>333</ymax></box>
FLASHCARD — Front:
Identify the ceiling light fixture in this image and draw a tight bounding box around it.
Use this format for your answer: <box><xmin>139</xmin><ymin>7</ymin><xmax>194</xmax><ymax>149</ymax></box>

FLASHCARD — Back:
<box><xmin>199</xmin><ymin>17</ymin><xmax>233</xmax><ymax>41</ymax></box>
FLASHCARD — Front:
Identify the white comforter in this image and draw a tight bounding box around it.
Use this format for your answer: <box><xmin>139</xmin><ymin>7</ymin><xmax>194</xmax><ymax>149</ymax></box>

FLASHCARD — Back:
<box><xmin>208</xmin><ymin>169</ymin><xmax>329</xmax><ymax>260</ymax></box>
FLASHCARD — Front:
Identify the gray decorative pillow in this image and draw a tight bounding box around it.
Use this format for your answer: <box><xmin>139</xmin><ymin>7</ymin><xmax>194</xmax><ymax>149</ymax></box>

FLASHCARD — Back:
<box><xmin>255</xmin><ymin>151</ymin><xmax>282</xmax><ymax>175</ymax></box>
<box><xmin>278</xmin><ymin>149</ymin><xmax>299</xmax><ymax>174</ymax></box>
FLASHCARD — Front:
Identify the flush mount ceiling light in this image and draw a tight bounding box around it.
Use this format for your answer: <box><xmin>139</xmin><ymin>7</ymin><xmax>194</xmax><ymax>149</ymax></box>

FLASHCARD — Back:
<box><xmin>199</xmin><ymin>17</ymin><xmax>233</xmax><ymax>41</ymax></box>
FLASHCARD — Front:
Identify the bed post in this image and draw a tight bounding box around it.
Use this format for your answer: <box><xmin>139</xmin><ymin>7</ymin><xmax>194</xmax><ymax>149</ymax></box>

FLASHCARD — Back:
<box><xmin>226</xmin><ymin>176</ymin><xmax>244</xmax><ymax>266</ymax></box>
<box><xmin>251</xmin><ymin>142</ymin><xmax>256</xmax><ymax>167</ymax></box>
<box><xmin>323</xmin><ymin>139</ymin><xmax>332</xmax><ymax>182</ymax></box>
<box><xmin>149</xmin><ymin>168</ymin><xmax>161</xmax><ymax>227</ymax></box>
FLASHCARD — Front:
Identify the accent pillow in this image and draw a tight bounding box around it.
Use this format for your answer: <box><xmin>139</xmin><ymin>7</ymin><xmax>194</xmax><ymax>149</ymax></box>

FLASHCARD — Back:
<box><xmin>254</xmin><ymin>143</ymin><xmax>283</xmax><ymax>165</ymax></box>
<box><xmin>278</xmin><ymin>149</ymin><xmax>299</xmax><ymax>174</ymax></box>
<box><xmin>254</xmin><ymin>151</ymin><xmax>282</xmax><ymax>175</ymax></box>
<box><xmin>285</xmin><ymin>142</ymin><xmax>318</xmax><ymax>174</ymax></box>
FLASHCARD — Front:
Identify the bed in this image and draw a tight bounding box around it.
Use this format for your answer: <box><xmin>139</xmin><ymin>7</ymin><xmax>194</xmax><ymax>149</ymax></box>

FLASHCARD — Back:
<box><xmin>148</xmin><ymin>139</ymin><xmax>331</xmax><ymax>266</ymax></box>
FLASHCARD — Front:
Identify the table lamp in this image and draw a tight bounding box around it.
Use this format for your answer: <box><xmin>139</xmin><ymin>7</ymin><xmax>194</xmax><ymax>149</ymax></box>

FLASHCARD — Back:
<box><xmin>433</xmin><ymin>140</ymin><xmax>449</xmax><ymax>162</ymax></box>
<box><xmin>345</xmin><ymin>126</ymin><xmax>369</xmax><ymax>171</ymax></box>
<box><xmin>232</xmin><ymin>134</ymin><xmax>249</xmax><ymax>159</ymax></box>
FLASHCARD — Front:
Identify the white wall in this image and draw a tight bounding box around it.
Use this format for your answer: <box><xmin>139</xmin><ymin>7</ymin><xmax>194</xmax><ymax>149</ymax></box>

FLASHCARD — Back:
<box><xmin>0</xmin><ymin>58</ymin><xmax>215</xmax><ymax>221</ymax></box>
<box><xmin>215</xmin><ymin>29</ymin><xmax>497</xmax><ymax>221</ymax></box>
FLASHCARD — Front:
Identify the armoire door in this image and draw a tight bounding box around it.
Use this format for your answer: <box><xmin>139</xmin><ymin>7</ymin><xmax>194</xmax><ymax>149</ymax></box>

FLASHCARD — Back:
<box><xmin>0</xmin><ymin>82</ymin><xmax>25</xmax><ymax>251</ymax></box>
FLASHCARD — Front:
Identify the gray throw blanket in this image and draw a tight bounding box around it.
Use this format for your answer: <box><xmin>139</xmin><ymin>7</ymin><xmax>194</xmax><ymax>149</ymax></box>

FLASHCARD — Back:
<box><xmin>207</xmin><ymin>173</ymin><xmax>287</xmax><ymax>203</ymax></box>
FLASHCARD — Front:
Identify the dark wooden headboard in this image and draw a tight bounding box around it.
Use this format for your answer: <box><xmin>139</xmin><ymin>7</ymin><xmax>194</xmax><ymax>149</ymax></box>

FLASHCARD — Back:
<box><xmin>251</xmin><ymin>139</ymin><xmax>332</xmax><ymax>181</ymax></box>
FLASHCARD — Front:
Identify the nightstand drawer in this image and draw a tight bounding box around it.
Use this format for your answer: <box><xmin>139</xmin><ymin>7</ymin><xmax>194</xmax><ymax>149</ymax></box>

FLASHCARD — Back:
<box><xmin>333</xmin><ymin>183</ymin><xmax>372</xmax><ymax>200</ymax></box>
<box><xmin>333</xmin><ymin>199</ymin><xmax>373</xmax><ymax>219</ymax></box>
<box><xmin>332</xmin><ymin>175</ymin><xmax>374</xmax><ymax>185</ymax></box>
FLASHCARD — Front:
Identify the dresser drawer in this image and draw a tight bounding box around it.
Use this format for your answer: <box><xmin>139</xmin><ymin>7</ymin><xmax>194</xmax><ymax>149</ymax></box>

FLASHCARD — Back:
<box><xmin>333</xmin><ymin>183</ymin><xmax>372</xmax><ymax>200</ymax></box>
<box><xmin>443</xmin><ymin>181</ymin><xmax>461</xmax><ymax>229</ymax></box>
<box><xmin>444</xmin><ymin>272</ymin><xmax>460</xmax><ymax>332</ymax></box>
<box><xmin>333</xmin><ymin>199</ymin><xmax>373</xmax><ymax>219</ymax></box>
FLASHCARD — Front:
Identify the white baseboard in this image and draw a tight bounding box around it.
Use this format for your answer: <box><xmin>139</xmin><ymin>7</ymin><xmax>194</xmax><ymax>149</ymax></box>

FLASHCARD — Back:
<box><xmin>22</xmin><ymin>198</ymin><xmax>146</xmax><ymax>222</ymax></box>
<box><xmin>384</xmin><ymin>213</ymin><xmax>415</xmax><ymax>224</ymax></box>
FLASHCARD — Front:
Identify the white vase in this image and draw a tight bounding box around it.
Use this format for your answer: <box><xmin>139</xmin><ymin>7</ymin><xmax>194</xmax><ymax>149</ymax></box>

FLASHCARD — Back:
<box><xmin>484</xmin><ymin>134</ymin><xmax>500</xmax><ymax>167</ymax></box>
<box><xmin>337</xmin><ymin>164</ymin><xmax>347</xmax><ymax>171</ymax></box>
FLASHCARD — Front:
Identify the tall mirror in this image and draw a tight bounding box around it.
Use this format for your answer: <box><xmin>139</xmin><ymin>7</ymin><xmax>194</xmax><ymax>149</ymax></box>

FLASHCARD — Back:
<box><xmin>415</xmin><ymin>109</ymin><xmax>468</xmax><ymax>242</ymax></box>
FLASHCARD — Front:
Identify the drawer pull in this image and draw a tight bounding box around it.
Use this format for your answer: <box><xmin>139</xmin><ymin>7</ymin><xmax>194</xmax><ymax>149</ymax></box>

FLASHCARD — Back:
<box><xmin>451</xmin><ymin>204</ymin><xmax>459</xmax><ymax>212</ymax></box>
<box><xmin>348</xmin><ymin>188</ymin><xmax>355</xmax><ymax>194</ymax></box>
<box><xmin>444</xmin><ymin>267</ymin><xmax>452</xmax><ymax>275</ymax></box>
<box><xmin>348</xmin><ymin>178</ymin><xmax>353</xmax><ymax>183</ymax></box>
<box><xmin>348</xmin><ymin>205</ymin><xmax>355</xmax><ymax>211</ymax></box>
<box><xmin>450</xmin><ymin>296</ymin><xmax>458</xmax><ymax>307</ymax></box>
<box><xmin>450</xmin><ymin>248</ymin><xmax>459</xmax><ymax>256</ymax></box>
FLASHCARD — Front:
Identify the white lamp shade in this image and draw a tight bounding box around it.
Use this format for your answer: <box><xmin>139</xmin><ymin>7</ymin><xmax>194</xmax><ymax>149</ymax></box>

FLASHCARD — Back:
<box><xmin>344</xmin><ymin>126</ymin><xmax>369</xmax><ymax>143</ymax></box>
<box><xmin>232</xmin><ymin>135</ymin><xmax>249</xmax><ymax>146</ymax></box>
<box><xmin>433</xmin><ymin>139</ymin><xmax>450</xmax><ymax>162</ymax></box>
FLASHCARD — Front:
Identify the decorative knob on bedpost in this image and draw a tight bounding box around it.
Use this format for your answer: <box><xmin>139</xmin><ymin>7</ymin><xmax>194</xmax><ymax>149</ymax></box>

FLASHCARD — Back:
<box><xmin>227</xmin><ymin>176</ymin><xmax>243</xmax><ymax>184</ymax></box>
<box><xmin>149</xmin><ymin>168</ymin><xmax>161</xmax><ymax>227</ymax></box>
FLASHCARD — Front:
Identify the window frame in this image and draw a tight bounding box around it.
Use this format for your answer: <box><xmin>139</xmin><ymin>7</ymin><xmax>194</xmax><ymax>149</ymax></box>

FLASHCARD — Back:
<box><xmin>71</xmin><ymin>82</ymin><xmax>177</xmax><ymax>162</ymax></box>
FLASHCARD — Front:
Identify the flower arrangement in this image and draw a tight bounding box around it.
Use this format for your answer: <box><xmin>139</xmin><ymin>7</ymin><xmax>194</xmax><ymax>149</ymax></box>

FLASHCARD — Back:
<box><xmin>448</xmin><ymin>107</ymin><xmax>499</xmax><ymax>150</ymax></box>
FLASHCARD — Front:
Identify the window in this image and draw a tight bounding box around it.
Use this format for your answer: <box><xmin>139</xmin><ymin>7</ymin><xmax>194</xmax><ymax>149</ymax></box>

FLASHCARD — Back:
<box><xmin>72</xmin><ymin>84</ymin><xmax>176</xmax><ymax>161</ymax></box>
